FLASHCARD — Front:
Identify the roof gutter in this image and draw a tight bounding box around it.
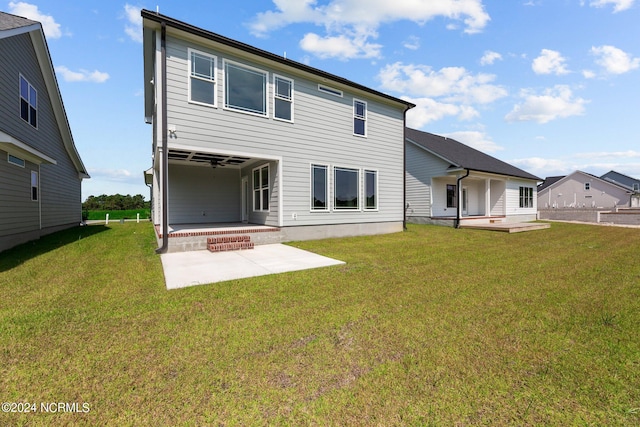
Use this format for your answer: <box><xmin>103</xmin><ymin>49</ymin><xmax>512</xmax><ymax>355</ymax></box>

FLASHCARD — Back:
<box><xmin>155</xmin><ymin>20</ymin><xmax>169</xmax><ymax>254</ymax></box>
<box><xmin>455</xmin><ymin>169</ymin><xmax>470</xmax><ymax>229</ymax></box>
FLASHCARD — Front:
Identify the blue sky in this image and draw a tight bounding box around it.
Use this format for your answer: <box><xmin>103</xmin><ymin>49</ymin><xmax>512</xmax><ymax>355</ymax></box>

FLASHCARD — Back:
<box><xmin>5</xmin><ymin>0</ymin><xmax>639</xmax><ymax>201</ymax></box>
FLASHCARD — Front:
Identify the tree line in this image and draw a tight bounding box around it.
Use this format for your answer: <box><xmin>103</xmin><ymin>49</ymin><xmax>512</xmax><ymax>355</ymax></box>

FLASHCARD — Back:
<box><xmin>83</xmin><ymin>194</ymin><xmax>150</xmax><ymax>211</ymax></box>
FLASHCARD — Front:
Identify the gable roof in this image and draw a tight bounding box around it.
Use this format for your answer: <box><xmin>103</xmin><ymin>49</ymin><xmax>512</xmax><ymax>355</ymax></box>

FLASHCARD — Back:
<box><xmin>538</xmin><ymin>170</ymin><xmax>633</xmax><ymax>194</ymax></box>
<box><xmin>141</xmin><ymin>9</ymin><xmax>415</xmax><ymax>122</ymax></box>
<box><xmin>0</xmin><ymin>11</ymin><xmax>88</xmax><ymax>178</ymax></box>
<box><xmin>537</xmin><ymin>175</ymin><xmax>564</xmax><ymax>192</ymax></box>
<box><xmin>405</xmin><ymin>127</ymin><xmax>540</xmax><ymax>181</ymax></box>
<box><xmin>600</xmin><ymin>170</ymin><xmax>640</xmax><ymax>191</ymax></box>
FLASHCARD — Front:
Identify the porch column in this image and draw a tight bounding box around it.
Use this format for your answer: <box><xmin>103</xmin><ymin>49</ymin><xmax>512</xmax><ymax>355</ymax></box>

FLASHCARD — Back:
<box><xmin>485</xmin><ymin>179</ymin><xmax>491</xmax><ymax>216</ymax></box>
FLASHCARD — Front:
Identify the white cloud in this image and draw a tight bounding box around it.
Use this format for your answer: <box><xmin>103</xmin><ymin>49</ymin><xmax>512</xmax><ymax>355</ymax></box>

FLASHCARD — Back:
<box><xmin>510</xmin><ymin>157</ymin><xmax>572</xmax><ymax>176</ymax></box>
<box><xmin>56</xmin><ymin>66</ymin><xmax>110</xmax><ymax>83</ymax></box>
<box><xmin>505</xmin><ymin>85</ymin><xmax>588</xmax><ymax>124</ymax></box>
<box><xmin>248</xmin><ymin>0</ymin><xmax>490</xmax><ymax>59</ymax></box>
<box><xmin>574</xmin><ymin>150</ymin><xmax>640</xmax><ymax>159</ymax></box>
<box><xmin>300</xmin><ymin>32</ymin><xmax>382</xmax><ymax>59</ymax></box>
<box><xmin>480</xmin><ymin>50</ymin><xmax>502</xmax><ymax>66</ymax></box>
<box><xmin>378</xmin><ymin>62</ymin><xmax>507</xmax><ymax>104</ymax></box>
<box><xmin>532</xmin><ymin>49</ymin><xmax>570</xmax><ymax>75</ymax></box>
<box><xmin>589</xmin><ymin>0</ymin><xmax>635</xmax><ymax>13</ymax></box>
<box><xmin>8</xmin><ymin>2</ymin><xmax>62</xmax><ymax>39</ymax></box>
<box><xmin>443</xmin><ymin>130</ymin><xmax>504</xmax><ymax>152</ymax></box>
<box><xmin>590</xmin><ymin>45</ymin><xmax>640</xmax><ymax>74</ymax></box>
<box><xmin>123</xmin><ymin>4</ymin><xmax>143</xmax><ymax>43</ymax></box>
<box><xmin>403</xmin><ymin>35</ymin><xmax>420</xmax><ymax>51</ymax></box>
<box><xmin>403</xmin><ymin>97</ymin><xmax>473</xmax><ymax>128</ymax></box>
<box><xmin>582</xmin><ymin>69</ymin><xmax>596</xmax><ymax>79</ymax></box>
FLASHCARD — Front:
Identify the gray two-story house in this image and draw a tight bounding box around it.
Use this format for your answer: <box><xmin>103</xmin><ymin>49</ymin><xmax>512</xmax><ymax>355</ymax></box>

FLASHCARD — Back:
<box><xmin>0</xmin><ymin>11</ymin><xmax>89</xmax><ymax>253</ymax></box>
<box><xmin>142</xmin><ymin>10</ymin><xmax>414</xmax><ymax>252</ymax></box>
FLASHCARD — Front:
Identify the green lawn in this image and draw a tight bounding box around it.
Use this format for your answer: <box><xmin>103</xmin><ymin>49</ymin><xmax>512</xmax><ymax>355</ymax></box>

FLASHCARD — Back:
<box><xmin>84</xmin><ymin>209</ymin><xmax>150</xmax><ymax>220</ymax></box>
<box><xmin>1</xmin><ymin>222</ymin><xmax>639</xmax><ymax>425</ymax></box>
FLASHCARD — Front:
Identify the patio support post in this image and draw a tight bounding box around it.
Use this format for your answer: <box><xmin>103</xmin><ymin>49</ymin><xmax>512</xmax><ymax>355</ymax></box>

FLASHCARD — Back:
<box><xmin>455</xmin><ymin>169</ymin><xmax>470</xmax><ymax>229</ymax></box>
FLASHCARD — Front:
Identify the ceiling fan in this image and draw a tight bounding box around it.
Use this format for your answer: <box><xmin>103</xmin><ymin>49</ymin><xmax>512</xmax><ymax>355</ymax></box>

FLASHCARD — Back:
<box><xmin>210</xmin><ymin>159</ymin><xmax>227</xmax><ymax>168</ymax></box>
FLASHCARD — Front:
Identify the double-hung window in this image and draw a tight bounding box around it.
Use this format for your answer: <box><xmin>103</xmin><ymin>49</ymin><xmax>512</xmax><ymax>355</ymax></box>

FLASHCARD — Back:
<box><xmin>188</xmin><ymin>49</ymin><xmax>216</xmax><ymax>106</ymax></box>
<box><xmin>274</xmin><ymin>75</ymin><xmax>293</xmax><ymax>122</ymax></box>
<box><xmin>364</xmin><ymin>170</ymin><xmax>377</xmax><ymax>210</ymax></box>
<box><xmin>519</xmin><ymin>186</ymin><xmax>533</xmax><ymax>208</ymax></box>
<box><xmin>584</xmin><ymin>182</ymin><xmax>590</xmax><ymax>191</ymax></box>
<box><xmin>20</xmin><ymin>75</ymin><xmax>37</xmax><ymax>128</ymax></box>
<box><xmin>224</xmin><ymin>60</ymin><xmax>267</xmax><ymax>116</ymax></box>
<box><xmin>253</xmin><ymin>164</ymin><xmax>269</xmax><ymax>211</ymax></box>
<box><xmin>446</xmin><ymin>184</ymin><xmax>457</xmax><ymax>208</ymax></box>
<box><xmin>31</xmin><ymin>171</ymin><xmax>38</xmax><ymax>201</ymax></box>
<box><xmin>334</xmin><ymin>167</ymin><xmax>359</xmax><ymax>210</ymax></box>
<box><xmin>353</xmin><ymin>99</ymin><xmax>366</xmax><ymax>136</ymax></box>
<box><xmin>311</xmin><ymin>164</ymin><xmax>328</xmax><ymax>211</ymax></box>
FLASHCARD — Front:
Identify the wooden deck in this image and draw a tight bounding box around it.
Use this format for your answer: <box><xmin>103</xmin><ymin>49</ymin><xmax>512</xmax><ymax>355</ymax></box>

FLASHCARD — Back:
<box><xmin>459</xmin><ymin>222</ymin><xmax>551</xmax><ymax>233</ymax></box>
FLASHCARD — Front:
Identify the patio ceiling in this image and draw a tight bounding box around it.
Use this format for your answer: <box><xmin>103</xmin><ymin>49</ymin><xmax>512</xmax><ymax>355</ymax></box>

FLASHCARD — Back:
<box><xmin>167</xmin><ymin>149</ymin><xmax>252</xmax><ymax>168</ymax></box>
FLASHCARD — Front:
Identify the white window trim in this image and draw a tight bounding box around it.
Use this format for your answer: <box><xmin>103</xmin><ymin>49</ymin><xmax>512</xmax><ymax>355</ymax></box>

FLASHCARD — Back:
<box><xmin>519</xmin><ymin>186</ymin><xmax>534</xmax><ymax>209</ymax></box>
<box><xmin>223</xmin><ymin>59</ymin><xmax>269</xmax><ymax>118</ymax></box>
<box><xmin>353</xmin><ymin>99</ymin><xmax>367</xmax><ymax>137</ymax></box>
<box><xmin>187</xmin><ymin>48</ymin><xmax>217</xmax><ymax>108</ymax></box>
<box><xmin>8</xmin><ymin>153</ymin><xmax>25</xmax><ymax>168</ymax></box>
<box><xmin>333</xmin><ymin>166</ymin><xmax>360</xmax><ymax>211</ymax></box>
<box><xmin>310</xmin><ymin>163</ymin><xmax>330</xmax><ymax>212</ymax></box>
<box><xmin>19</xmin><ymin>74</ymin><xmax>37</xmax><ymax>129</ymax></box>
<box><xmin>318</xmin><ymin>84</ymin><xmax>343</xmax><ymax>97</ymax></box>
<box><xmin>584</xmin><ymin>182</ymin><xmax>590</xmax><ymax>191</ymax></box>
<box><xmin>273</xmin><ymin>74</ymin><xmax>294</xmax><ymax>123</ymax></box>
<box><xmin>364</xmin><ymin>169</ymin><xmax>378</xmax><ymax>211</ymax></box>
<box><xmin>252</xmin><ymin>163</ymin><xmax>270</xmax><ymax>212</ymax></box>
<box><xmin>633</xmin><ymin>183</ymin><xmax>640</xmax><ymax>192</ymax></box>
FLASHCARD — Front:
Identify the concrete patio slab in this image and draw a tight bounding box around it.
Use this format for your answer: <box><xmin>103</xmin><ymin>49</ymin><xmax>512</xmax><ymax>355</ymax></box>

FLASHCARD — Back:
<box><xmin>160</xmin><ymin>244</ymin><xmax>345</xmax><ymax>290</ymax></box>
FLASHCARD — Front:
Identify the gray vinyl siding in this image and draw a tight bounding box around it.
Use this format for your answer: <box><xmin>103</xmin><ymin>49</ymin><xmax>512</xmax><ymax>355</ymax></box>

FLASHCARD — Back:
<box><xmin>163</xmin><ymin>36</ymin><xmax>405</xmax><ymax>227</ymax></box>
<box><xmin>0</xmin><ymin>149</ymin><xmax>39</xmax><ymax>236</ymax></box>
<box><xmin>538</xmin><ymin>171</ymin><xmax>630</xmax><ymax>208</ymax></box>
<box><xmin>405</xmin><ymin>142</ymin><xmax>450</xmax><ymax>218</ymax></box>
<box><xmin>168</xmin><ymin>163</ymin><xmax>240</xmax><ymax>224</ymax></box>
<box><xmin>0</xmin><ymin>33</ymin><xmax>82</xmax><ymax>233</ymax></box>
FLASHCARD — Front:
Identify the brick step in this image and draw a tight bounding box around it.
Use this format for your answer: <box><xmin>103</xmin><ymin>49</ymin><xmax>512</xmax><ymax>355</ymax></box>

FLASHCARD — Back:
<box><xmin>208</xmin><ymin>241</ymin><xmax>255</xmax><ymax>252</ymax></box>
<box><xmin>207</xmin><ymin>235</ymin><xmax>251</xmax><ymax>244</ymax></box>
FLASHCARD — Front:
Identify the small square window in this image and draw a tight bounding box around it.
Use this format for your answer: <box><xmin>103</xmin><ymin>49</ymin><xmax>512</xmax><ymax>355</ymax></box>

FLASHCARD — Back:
<box><xmin>584</xmin><ymin>182</ymin><xmax>590</xmax><ymax>191</ymax></box>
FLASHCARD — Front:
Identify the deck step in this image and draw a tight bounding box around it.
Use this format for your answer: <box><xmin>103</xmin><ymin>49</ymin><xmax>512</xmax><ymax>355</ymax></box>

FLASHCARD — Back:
<box><xmin>207</xmin><ymin>235</ymin><xmax>254</xmax><ymax>252</ymax></box>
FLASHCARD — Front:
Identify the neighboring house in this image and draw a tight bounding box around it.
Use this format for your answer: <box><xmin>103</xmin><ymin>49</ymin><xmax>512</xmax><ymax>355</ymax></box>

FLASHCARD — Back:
<box><xmin>538</xmin><ymin>170</ymin><xmax>635</xmax><ymax>208</ymax></box>
<box><xmin>142</xmin><ymin>10</ymin><xmax>415</xmax><ymax>251</ymax></box>
<box><xmin>0</xmin><ymin>12</ymin><xmax>89</xmax><ymax>253</ymax></box>
<box><xmin>601</xmin><ymin>170</ymin><xmax>640</xmax><ymax>207</ymax></box>
<box><xmin>405</xmin><ymin>128</ymin><xmax>540</xmax><ymax>227</ymax></box>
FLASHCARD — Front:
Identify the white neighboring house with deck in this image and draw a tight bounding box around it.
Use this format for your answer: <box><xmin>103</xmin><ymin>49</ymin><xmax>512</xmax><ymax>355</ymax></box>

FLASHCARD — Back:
<box><xmin>405</xmin><ymin>128</ymin><xmax>541</xmax><ymax>227</ymax></box>
<box><xmin>141</xmin><ymin>10</ymin><xmax>414</xmax><ymax>252</ymax></box>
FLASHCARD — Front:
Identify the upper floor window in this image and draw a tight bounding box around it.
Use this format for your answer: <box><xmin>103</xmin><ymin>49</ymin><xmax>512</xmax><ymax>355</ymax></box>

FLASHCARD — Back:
<box><xmin>634</xmin><ymin>183</ymin><xmax>640</xmax><ymax>192</ymax></box>
<box><xmin>584</xmin><ymin>182</ymin><xmax>590</xmax><ymax>191</ymax></box>
<box><xmin>224</xmin><ymin>60</ymin><xmax>267</xmax><ymax>116</ymax></box>
<box><xmin>20</xmin><ymin>75</ymin><xmax>37</xmax><ymax>128</ymax></box>
<box><xmin>188</xmin><ymin>49</ymin><xmax>217</xmax><ymax>107</ymax></box>
<box><xmin>519</xmin><ymin>186</ymin><xmax>533</xmax><ymax>208</ymax></box>
<box><xmin>353</xmin><ymin>99</ymin><xmax>367</xmax><ymax>137</ymax></box>
<box><xmin>273</xmin><ymin>75</ymin><xmax>293</xmax><ymax>122</ymax></box>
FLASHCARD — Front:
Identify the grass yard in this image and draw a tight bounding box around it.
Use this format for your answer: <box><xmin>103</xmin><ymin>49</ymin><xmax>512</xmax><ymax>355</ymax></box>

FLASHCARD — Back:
<box><xmin>84</xmin><ymin>209</ymin><xmax>150</xmax><ymax>220</ymax></box>
<box><xmin>1</xmin><ymin>222</ymin><xmax>639</xmax><ymax>425</ymax></box>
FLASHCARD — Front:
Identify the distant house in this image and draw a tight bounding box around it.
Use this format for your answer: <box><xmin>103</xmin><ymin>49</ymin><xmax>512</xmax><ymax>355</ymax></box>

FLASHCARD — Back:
<box><xmin>141</xmin><ymin>10</ymin><xmax>414</xmax><ymax>252</ymax></box>
<box><xmin>538</xmin><ymin>170</ymin><xmax>635</xmax><ymax>208</ymax></box>
<box><xmin>0</xmin><ymin>12</ymin><xmax>89</xmax><ymax>253</ymax></box>
<box><xmin>601</xmin><ymin>170</ymin><xmax>640</xmax><ymax>207</ymax></box>
<box><xmin>405</xmin><ymin>128</ymin><xmax>540</xmax><ymax>227</ymax></box>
